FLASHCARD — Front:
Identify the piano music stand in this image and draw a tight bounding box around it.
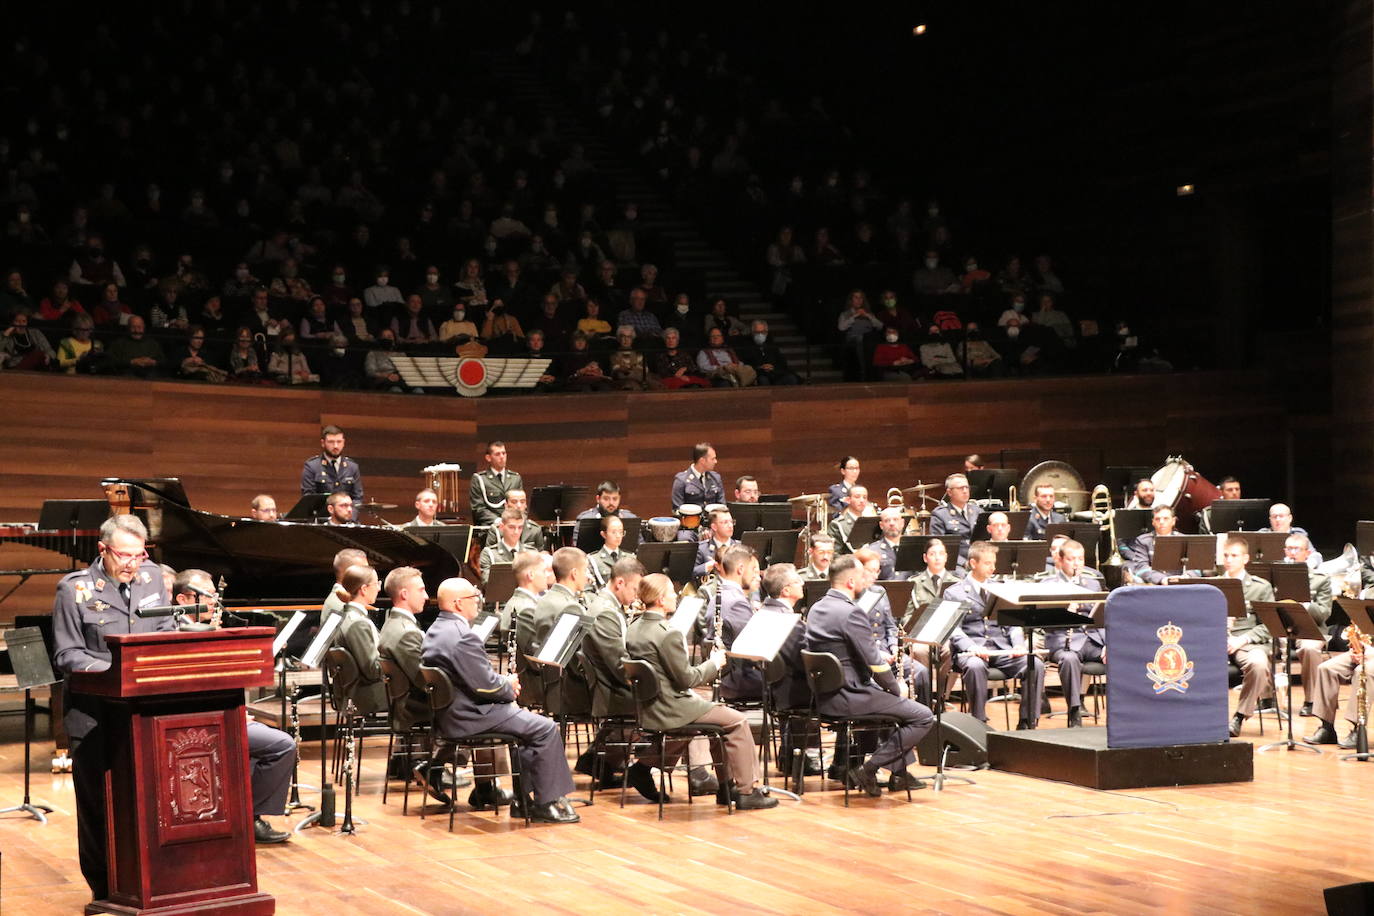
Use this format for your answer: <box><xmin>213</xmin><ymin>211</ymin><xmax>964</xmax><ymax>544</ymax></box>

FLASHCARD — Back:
<box><xmin>574</xmin><ymin>516</ymin><xmax>642</xmax><ymax>553</ymax></box>
<box><xmin>1252</xmin><ymin>601</ymin><xmax>1325</xmax><ymax>755</ymax></box>
<box><xmin>284</xmin><ymin>494</ymin><xmax>330</xmax><ymax>521</ymax></box>
<box><xmin>0</xmin><ymin>627</ymin><xmax>56</xmax><ymax>824</ymax></box>
<box><xmin>634</xmin><ymin>541</ymin><xmax>696</xmax><ymax>588</ymax></box>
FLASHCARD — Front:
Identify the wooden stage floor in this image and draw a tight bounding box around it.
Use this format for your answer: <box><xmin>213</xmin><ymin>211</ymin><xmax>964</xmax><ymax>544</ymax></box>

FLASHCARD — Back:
<box><xmin>0</xmin><ymin>691</ymin><xmax>1366</xmax><ymax>916</ymax></box>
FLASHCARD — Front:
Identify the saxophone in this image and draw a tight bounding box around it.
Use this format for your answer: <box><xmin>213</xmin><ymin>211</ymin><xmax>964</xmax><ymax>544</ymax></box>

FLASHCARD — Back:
<box><xmin>1346</xmin><ymin>624</ymin><xmax>1373</xmax><ymax>663</ymax></box>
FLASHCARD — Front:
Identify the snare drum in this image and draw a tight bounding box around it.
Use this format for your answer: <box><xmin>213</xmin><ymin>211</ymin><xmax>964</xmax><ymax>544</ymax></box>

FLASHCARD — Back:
<box><xmin>1149</xmin><ymin>457</ymin><xmax>1220</xmax><ymax>532</ymax></box>
<box><xmin>422</xmin><ymin>463</ymin><xmax>464</xmax><ymax>517</ymax></box>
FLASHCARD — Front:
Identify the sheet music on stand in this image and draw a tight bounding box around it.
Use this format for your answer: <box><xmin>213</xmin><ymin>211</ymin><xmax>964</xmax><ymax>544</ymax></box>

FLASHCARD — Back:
<box><xmin>904</xmin><ymin>599</ymin><xmax>967</xmax><ymax>646</ymax></box>
<box><xmin>300</xmin><ymin>613</ymin><xmax>344</xmax><ymax>669</ymax></box>
<box><xmin>472</xmin><ymin>613</ymin><xmax>499</xmax><ymax>643</ymax></box>
<box><xmin>272</xmin><ymin>611</ymin><xmax>308</xmax><ymax>659</ymax></box>
<box><xmin>857</xmin><ymin>588</ymin><xmax>882</xmax><ymax>613</ymax></box>
<box><xmin>669</xmin><ymin>596</ymin><xmax>704</xmax><ymax>635</ymax></box>
<box><xmin>725</xmin><ymin>611</ymin><xmax>800</xmax><ymax>662</ymax></box>
<box><xmin>530</xmin><ymin>611</ymin><xmax>584</xmax><ymax>669</ymax></box>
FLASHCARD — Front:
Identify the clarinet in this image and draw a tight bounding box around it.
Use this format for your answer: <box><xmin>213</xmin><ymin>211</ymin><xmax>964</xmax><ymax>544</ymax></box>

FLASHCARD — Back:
<box><xmin>340</xmin><ymin>699</ymin><xmax>359</xmax><ymax>833</ymax></box>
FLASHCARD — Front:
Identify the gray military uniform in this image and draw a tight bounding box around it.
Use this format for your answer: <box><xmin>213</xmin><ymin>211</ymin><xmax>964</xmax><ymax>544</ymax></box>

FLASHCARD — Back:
<box><xmin>469</xmin><ymin>468</ymin><xmax>524</xmax><ymax>527</ymax></box>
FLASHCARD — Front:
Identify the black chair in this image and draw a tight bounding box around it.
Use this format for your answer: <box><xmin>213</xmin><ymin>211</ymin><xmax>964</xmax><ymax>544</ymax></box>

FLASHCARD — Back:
<box><xmin>323</xmin><ymin>646</ymin><xmax>367</xmax><ymax>830</ymax></box>
<box><xmin>528</xmin><ymin>659</ymin><xmax>598</xmax><ymax>767</ymax></box>
<box><xmin>954</xmin><ymin>665</ymin><xmax>1021</xmax><ymax>731</ymax></box>
<box><xmin>379</xmin><ymin>657</ymin><xmax>433</xmax><ymax>814</ymax></box>
<box><xmin>798</xmin><ymin>650</ymin><xmax>914</xmax><ymax>806</ymax></box>
<box><xmin>576</xmin><ymin>649</ymin><xmax>641</xmax><ymax>805</ymax></box>
<box><xmin>622</xmin><ymin>658</ymin><xmax>733</xmax><ymax>819</ymax></box>
<box><xmin>417</xmin><ymin>664</ymin><xmax>530</xmax><ymax>829</ymax></box>
<box><xmin>766</xmin><ymin>654</ymin><xmax>815</xmax><ymax>795</ymax></box>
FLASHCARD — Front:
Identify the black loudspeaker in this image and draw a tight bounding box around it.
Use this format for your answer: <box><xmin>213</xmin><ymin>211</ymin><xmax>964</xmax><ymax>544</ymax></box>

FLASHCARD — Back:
<box><xmin>1325</xmin><ymin>882</ymin><xmax>1374</xmax><ymax>915</ymax></box>
<box><xmin>916</xmin><ymin>711</ymin><xmax>988</xmax><ymax>768</ymax></box>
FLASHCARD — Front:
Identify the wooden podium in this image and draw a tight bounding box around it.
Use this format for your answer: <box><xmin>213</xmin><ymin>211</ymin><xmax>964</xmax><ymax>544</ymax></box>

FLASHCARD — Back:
<box><xmin>68</xmin><ymin>627</ymin><xmax>278</xmax><ymax>916</ymax></box>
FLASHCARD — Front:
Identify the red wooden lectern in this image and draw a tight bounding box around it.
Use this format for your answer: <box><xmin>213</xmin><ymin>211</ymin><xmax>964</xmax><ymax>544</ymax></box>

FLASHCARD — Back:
<box><xmin>68</xmin><ymin>627</ymin><xmax>278</xmax><ymax>916</ymax></box>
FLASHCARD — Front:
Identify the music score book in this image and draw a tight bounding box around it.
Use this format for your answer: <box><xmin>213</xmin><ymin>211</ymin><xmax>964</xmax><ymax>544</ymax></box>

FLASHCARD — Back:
<box><xmin>725</xmin><ymin>611</ymin><xmax>800</xmax><ymax>662</ymax></box>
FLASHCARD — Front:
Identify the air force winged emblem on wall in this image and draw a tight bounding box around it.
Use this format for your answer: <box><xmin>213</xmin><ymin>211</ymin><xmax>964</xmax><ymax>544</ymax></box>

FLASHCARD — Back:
<box><xmin>1146</xmin><ymin>621</ymin><xmax>1193</xmax><ymax>694</ymax></box>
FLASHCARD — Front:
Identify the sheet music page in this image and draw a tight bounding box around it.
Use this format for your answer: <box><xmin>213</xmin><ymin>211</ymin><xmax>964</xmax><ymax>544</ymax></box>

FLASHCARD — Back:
<box><xmin>670</xmin><ymin>596</ymin><xmax>704</xmax><ymax>634</ymax></box>
<box><xmin>727</xmin><ymin>611</ymin><xmax>799</xmax><ymax>661</ymax></box>
<box><xmin>983</xmin><ymin>580</ymin><xmax>1100</xmax><ymax>606</ymax></box>
<box><xmin>300</xmin><ymin>612</ymin><xmax>343</xmax><ymax>669</ymax></box>
<box><xmin>537</xmin><ymin>612</ymin><xmax>580</xmax><ymax>663</ymax></box>
<box><xmin>472</xmin><ymin>614</ymin><xmax>498</xmax><ymax>641</ymax></box>
<box><xmin>856</xmin><ymin>588</ymin><xmax>882</xmax><ymax>613</ymax></box>
<box><xmin>272</xmin><ymin>611</ymin><xmax>307</xmax><ymax>658</ymax></box>
<box><xmin>912</xmin><ymin>599</ymin><xmax>966</xmax><ymax>645</ymax></box>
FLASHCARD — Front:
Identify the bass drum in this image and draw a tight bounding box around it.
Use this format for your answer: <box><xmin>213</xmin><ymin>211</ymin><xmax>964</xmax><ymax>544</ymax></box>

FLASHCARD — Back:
<box><xmin>1019</xmin><ymin>460</ymin><xmax>1090</xmax><ymax>514</ymax></box>
<box><xmin>1150</xmin><ymin>457</ymin><xmax>1220</xmax><ymax>533</ymax></box>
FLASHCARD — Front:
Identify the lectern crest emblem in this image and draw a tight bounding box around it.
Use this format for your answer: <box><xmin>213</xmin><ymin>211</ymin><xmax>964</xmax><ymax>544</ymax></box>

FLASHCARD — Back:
<box><xmin>1146</xmin><ymin>621</ymin><xmax>1193</xmax><ymax>694</ymax></box>
<box><xmin>167</xmin><ymin>727</ymin><xmax>223</xmax><ymax>822</ymax></box>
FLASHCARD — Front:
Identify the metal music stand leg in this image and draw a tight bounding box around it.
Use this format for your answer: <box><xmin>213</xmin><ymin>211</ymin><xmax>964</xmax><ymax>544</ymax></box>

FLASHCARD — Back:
<box><xmin>758</xmin><ymin>665</ymin><xmax>799</xmax><ymax>802</ymax></box>
<box><xmin>0</xmin><ymin>689</ymin><xmax>54</xmax><ymax>824</ymax></box>
<box><xmin>923</xmin><ymin>645</ymin><xmax>975</xmax><ymax>791</ymax></box>
<box><xmin>1259</xmin><ymin>629</ymin><xmax>1320</xmax><ymax>755</ymax></box>
<box><xmin>295</xmin><ymin>663</ymin><xmax>337</xmax><ymax>833</ymax></box>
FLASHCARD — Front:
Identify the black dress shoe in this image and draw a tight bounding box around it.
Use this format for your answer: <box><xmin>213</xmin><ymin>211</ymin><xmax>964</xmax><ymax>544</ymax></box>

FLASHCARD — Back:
<box><xmin>627</xmin><ymin>762</ymin><xmax>665</xmax><ymax>802</ymax></box>
<box><xmin>734</xmin><ymin>786</ymin><xmax>780</xmax><ymax>810</ymax></box>
<box><xmin>687</xmin><ymin>766</ymin><xmax>719</xmax><ymax>796</ymax></box>
<box><xmin>1303</xmin><ymin>725</ymin><xmax>1338</xmax><ymax>745</ymax></box>
<box><xmin>573</xmin><ymin>750</ymin><xmax>597</xmax><ymax>777</ymax></box>
<box><xmin>529</xmin><ymin>797</ymin><xmax>581</xmax><ymax>824</ymax></box>
<box><xmin>825</xmin><ymin>763</ymin><xmax>849</xmax><ymax>782</ymax></box>
<box><xmin>595</xmin><ymin>770</ymin><xmax>625</xmax><ymax>790</ymax></box>
<box><xmin>803</xmin><ymin>754</ymin><xmax>823</xmax><ymax>776</ymax></box>
<box><xmin>468</xmin><ymin>781</ymin><xmax>515</xmax><ymax>810</ymax></box>
<box><xmin>851</xmin><ymin>766</ymin><xmax>882</xmax><ymax>798</ymax></box>
<box><xmin>1015</xmin><ymin>720</ymin><xmax>1034</xmax><ymax>731</ymax></box>
<box><xmin>1299</xmin><ymin>701</ymin><xmax>1314</xmax><ymax>718</ymax></box>
<box><xmin>254</xmin><ymin>816</ymin><xmax>290</xmax><ymax>844</ymax></box>
<box><xmin>887</xmin><ymin>771</ymin><xmax>925</xmax><ymax>793</ymax></box>
<box><xmin>1229</xmin><ymin>713</ymin><xmax>1246</xmax><ymax>738</ymax></box>
<box><xmin>1067</xmin><ymin>706</ymin><xmax>1083</xmax><ymax>728</ymax></box>
<box><xmin>1040</xmin><ymin>697</ymin><xmax>1052</xmax><ymax>716</ymax></box>
<box><xmin>413</xmin><ymin>763</ymin><xmax>452</xmax><ymax>807</ymax></box>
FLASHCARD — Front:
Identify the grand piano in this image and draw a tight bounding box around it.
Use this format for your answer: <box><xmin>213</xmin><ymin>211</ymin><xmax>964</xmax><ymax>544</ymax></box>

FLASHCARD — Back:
<box><xmin>2</xmin><ymin>478</ymin><xmax>465</xmax><ymax>606</ymax></box>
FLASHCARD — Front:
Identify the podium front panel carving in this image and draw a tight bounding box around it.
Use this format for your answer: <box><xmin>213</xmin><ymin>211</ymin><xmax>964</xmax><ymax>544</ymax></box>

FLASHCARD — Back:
<box><xmin>154</xmin><ymin>712</ymin><xmax>236</xmax><ymax>845</ymax></box>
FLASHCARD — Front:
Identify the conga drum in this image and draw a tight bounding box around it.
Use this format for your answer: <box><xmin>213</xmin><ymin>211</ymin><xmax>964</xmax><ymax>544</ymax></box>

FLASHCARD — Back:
<box><xmin>422</xmin><ymin>463</ymin><xmax>464</xmax><ymax>518</ymax></box>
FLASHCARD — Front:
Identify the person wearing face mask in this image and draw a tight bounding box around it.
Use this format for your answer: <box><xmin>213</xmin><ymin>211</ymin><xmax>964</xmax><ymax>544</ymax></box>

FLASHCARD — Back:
<box><xmin>317</xmin><ymin>333</ymin><xmax>362</xmax><ymax>388</ymax></box>
<box><xmin>960</xmin><ymin>256</ymin><xmax>991</xmax><ymax>292</ymax></box>
<box><xmin>222</xmin><ymin>262</ymin><xmax>261</xmax><ymax>302</ymax></box>
<box><xmin>418</xmin><ymin>266</ymin><xmax>455</xmax><ymax>315</ymax></box>
<box><xmin>872</xmin><ymin>328</ymin><xmax>919</xmax><ymax>380</ymax></box>
<box><xmin>322</xmin><ymin>264</ymin><xmax>355</xmax><ymax>310</ymax></box>
<box><xmin>997</xmin><ymin>293</ymin><xmax>1029</xmax><ymax>327</ymax></box>
<box><xmin>364</xmin><ymin>266</ymin><xmax>404</xmax><ymax>311</ymax></box>
<box><xmin>739</xmin><ymin>319</ymin><xmax>799</xmax><ymax>385</ymax></box>
<box><xmin>913</xmin><ymin>249</ymin><xmax>961</xmax><ymax>298</ymax></box>
<box><xmin>439</xmin><ymin>303</ymin><xmax>480</xmax><ymax>344</ymax></box>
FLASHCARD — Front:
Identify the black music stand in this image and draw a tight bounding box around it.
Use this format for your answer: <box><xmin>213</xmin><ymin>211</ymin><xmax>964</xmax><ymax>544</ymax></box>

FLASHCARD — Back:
<box><xmin>728</xmin><ymin>502</ymin><xmax>793</xmax><ymax>532</ymax></box>
<box><xmin>903</xmin><ymin>599</ymin><xmax>976</xmax><ymax>790</ymax></box>
<box><xmin>990</xmin><ymin>540</ymin><xmax>1051</xmax><ymax>578</ymax></box>
<box><xmin>837</xmin><ymin>516</ymin><xmax>879</xmax><ymax>552</ymax></box>
<box><xmin>635</xmin><ymin>541</ymin><xmax>696</xmax><ymax>587</ymax></box>
<box><xmin>1335</xmin><ymin>598</ymin><xmax>1374</xmax><ymax>762</ymax></box>
<box><xmin>1229</xmin><ymin>531</ymin><xmax>1290</xmax><ymax>563</ymax></box>
<box><xmin>741</xmin><ymin>529</ymin><xmax>801</xmax><ymax>568</ymax></box>
<box><xmin>294</xmin><ymin>614</ymin><xmax>346</xmax><ymax>834</ymax></box>
<box><xmin>284</xmin><ymin>494</ymin><xmax>330</xmax><ymax>521</ymax></box>
<box><xmin>801</xmin><ymin>579</ymin><xmax>831</xmax><ymax>612</ymax></box>
<box><xmin>270</xmin><ymin>612</ymin><xmax>317</xmax><ymax>814</ymax></box>
<box><xmin>574</xmin><ymin>517</ymin><xmax>642</xmax><ymax>553</ymax></box>
<box><xmin>1111</xmin><ymin>509</ymin><xmax>1153</xmax><ymax>543</ymax></box>
<box><xmin>1252</xmin><ymin>601</ymin><xmax>1325</xmax><ymax>755</ymax></box>
<box><xmin>36</xmin><ymin>499</ymin><xmax>111</xmax><ymax>531</ymax></box>
<box><xmin>726</xmin><ymin>611</ymin><xmax>804</xmax><ymax>802</ymax></box>
<box><xmin>874</xmin><ymin>580</ymin><xmax>916</xmax><ymax>622</ymax></box>
<box><xmin>966</xmin><ymin>469</ymin><xmax>1018</xmax><ymax>504</ymax></box>
<box><xmin>1103</xmin><ymin>466</ymin><xmax>1155</xmax><ymax>506</ymax></box>
<box><xmin>530</xmin><ymin>485</ymin><xmax>592</xmax><ymax>528</ymax></box>
<box><xmin>1044</xmin><ymin>522</ymin><xmax>1107</xmax><ymax>566</ymax></box>
<box><xmin>485</xmin><ymin>564</ymin><xmax>517</xmax><ymax>606</ymax></box>
<box><xmin>1270</xmin><ymin>563</ymin><xmax>1312</xmax><ymax>603</ymax></box>
<box><xmin>0</xmin><ymin>628</ymin><xmax>56</xmax><ymax>824</ymax></box>
<box><xmin>1205</xmin><ymin>499</ymin><xmax>1270</xmax><ymax>532</ymax></box>
<box><xmin>971</xmin><ymin>512</ymin><xmax>1031</xmax><ymax>543</ymax></box>
<box><xmin>1152</xmin><ymin>535</ymin><xmax>1219</xmax><ymax>576</ymax></box>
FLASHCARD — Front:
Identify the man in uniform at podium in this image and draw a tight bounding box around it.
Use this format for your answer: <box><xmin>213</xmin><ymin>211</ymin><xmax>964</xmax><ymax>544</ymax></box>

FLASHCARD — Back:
<box><xmin>300</xmin><ymin>424</ymin><xmax>364</xmax><ymax>503</ymax></box>
<box><xmin>1037</xmin><ymin>538</ymin><xmax>1106</xmax><ymax>727</ymax></box>
<box><xmin>170</xmin><ymin>569</ymin><xmax>295</xmax><ymax>843</ymax></box>
<box><xmin>470</xmin><ymin>440</ymin><xmax>523</xmax><ymax>527</ymax></box>
<box><xmin>52</xmin><ymin>515</ymin><xmax>173</xmax><ymax>900</ymax></box>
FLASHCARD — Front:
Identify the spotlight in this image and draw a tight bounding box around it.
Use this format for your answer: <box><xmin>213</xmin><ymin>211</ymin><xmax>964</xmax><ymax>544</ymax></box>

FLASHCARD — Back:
<box><xmin>1176</xmin><ymin>184</ymin><xmax>1195</xmax><ymax>197</ymax></box>
<box><xmin>913</xmin><ymin>24</ymin><xmax>928</xmax><ymax>35</ymax></box>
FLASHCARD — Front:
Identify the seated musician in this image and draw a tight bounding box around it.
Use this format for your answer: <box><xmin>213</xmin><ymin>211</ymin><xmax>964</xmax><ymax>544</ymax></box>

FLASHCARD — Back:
<box><xmin>1119</xmin><ymin>505</ymin><xmax>1182</xmax><ymax>583</ymax></box>
<box><xmin>985</xmin><ymin>511</ymin><xmax>1012</xmax><ymax>543</ymax></box>
<box><xmin>760</xmin><ymin>563</ymin><xmax>823</xmax><ymax>776</ymax></box>
<box><xmin>422</xmin><ymin>577</ymin><xmax>580</xmax><ymax>824</ymax></box>
<box><xmin>866</xmin><ymin>507</ymin><xmax>912</xmax><ymax>580</ymax></box>
<box><xmin>581</xmin><ymin>557</ymin><xmax>719</xmax><ymax>800</ymax></box>
<box><xmin>281</xmin><ymin>547</ymin><xmax>367</xmax><ymax>660</ymax></box>
<box><xmin>930</xmin><ymin>473</ymin><xmax>981</xmax><ymax>563</ymax></box>
<box><xmin>521</xmin><ymin>548</ymin><xmax>595</xmax><ymax>728</ymax></box>
<box><xmin>1278</xmin><ymin>534</ymin><xmax>1333</xmax><ymax>717</ymax></box>
<box><xmin>506</xmin><ymin>551</ymin><xmax>551</xmax><ymax>705</ymax></box>
<box><xmin>625</xmin><ymin>574</ymin><xmax>778</xmax><ymax>810</ymax></box>
<box><xmin>944</xmin><ymin>541</ymin><xmax>1046</xmax><ymax>730</ymax></box>
<box><xmin>733</xmin><ymin>474</ymin><xmax>761</xmax><ymax>503</ymax></box>
<box><xmin>800</xmin><ymin>534</ymin><xmax>836</xmax><ymax>580</ymax></box>
<box><xmin>248</xmin><ymin>493</ymin><xmax>278</xmax><ymax>521</ymax></box>
<box><xmin>483</xmin><ymin>488</ymin><xmax>544</xmax><ymax>548</ymax></box>
<box><xmin>1036</xmin><ymin>539</ymin><xmax>1105</xmax><ymax>728</ymax></box>
<box><xmin>588</xmin><ymin>515</ymin><xmax>630</xmax><ymax>586</ymax></box>
<box><xmin>407</xmin><ymin>488</ymin><xmax>447</xmax><ymax>527</ymax></box>
<box><xmin>828</xmin><ymin>456</ymin><xmax>862</xmax><ymax>515</ymax></box>
<box><xmin>334</xmin><ymin>565</ymin><xmax>388</xmax><ymax>716</ymax></box>
<box><xmin>1260</xmin><ymin>504</ymin><xmax>1323</xmax><ymax>568</ymax></box>
<box><xmin>693</xmin><ymin>507</ymin><xmax>738</xmax><ymax>579</ymax></box>
<box><xmin>171</xmin><ymin>569</ymin><xmax>295</xmax><ymax>843</ymax></box>
<box><xmin>1304</xmin><ymin>585</ymin><xmax>1374</xmax><ymax>749</ymax></box>
<box><xmin>1198</xmin><ymin>476</ymin><xmax>1241</xmax><ymax>534</ymax></box>
<box><xmin>903</xmin><ymin>537</ymin><xmax>963</xmax><ymax>628</ymax></box>
<box><xmin>671</xmin><ymin>442</ymin><xmax>725</xmax><ymax>510</ymax></box>
<box><xmin>717</xmin><ymin>545</ymin><xmax>763</xmax><ymax>703</ymax></box>
<box><xmin>52</xmin><ymin>515</ymin><xmax>174</xmax><ymax>900</ymax></box>
<box><xmin>480</xmin><ymin>508</ymin><xmax>536</xmax><ymax>584</ymax></box>
<box><xmin>803</xmin><ymin>556</ymin><xmax>934</xmax><ymax>795</ymax></box>
<box><xmin>827</xmin><ymin>485</ymin><xmax>869</xmax><ymax>555</ymax></box>
<box><xmin>855</xmin><ymin>547</ymin><xmax>930</xmax><ymax>706</ymax></box>
<box><xmin>1218</xmin><ymin>535</ymin><xmax>1277</xmax><ymax>738</ymax></box>
<box><xmin>1125</xmin><ymin>478</ymin><xmax>1155</xmax><ymax>510</ymax></box>
<box><xmin>575</xmin><ymin>480</ymin><xmax>640</xmax><ymax>521</ymax></box>
<box><xmin>469</xmin><ymin>440</ymin><xmax>523</xmax><ymax>527</ymax></box>
<box><xmin>325</xmin><ymin>490</ymin><xmax>354</xmax><ymax>526</ymax></box>
<box><xmin>1023</xmin><ymin>483</ymin><xmax>1067</xmax><ymax>540</ymax></box>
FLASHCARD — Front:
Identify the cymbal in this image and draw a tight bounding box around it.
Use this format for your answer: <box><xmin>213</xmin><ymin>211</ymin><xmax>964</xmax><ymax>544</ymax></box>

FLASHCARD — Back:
<box><xmin>788</xmin><ymin>493</ymin><xmax>827</xmax><ymax>504</ymax></box>
<box><xmin>362</xmin><ymin>502</ymin><xmax>399</xmax><ymax>511</ymax></box>
<box><xmin>901</xmin><ymin>483</ymin><xmax>941</xmax><ymax>494</ymax></box>
<box><xmin>1054</xmin><ymin>489</ymin><xmax>1090</xmax><ymax>495</ymax></box>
